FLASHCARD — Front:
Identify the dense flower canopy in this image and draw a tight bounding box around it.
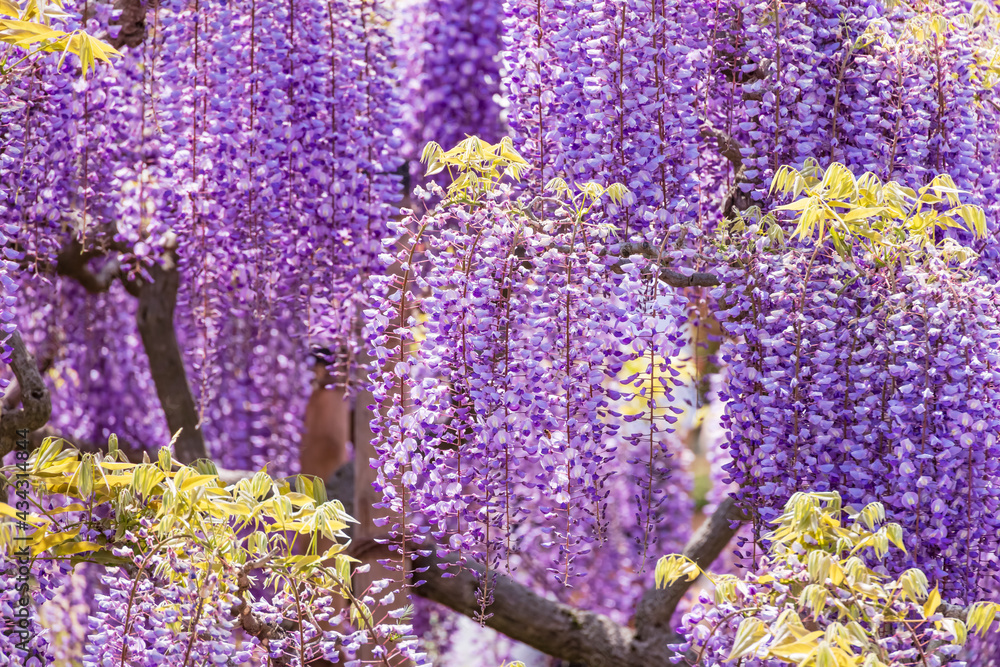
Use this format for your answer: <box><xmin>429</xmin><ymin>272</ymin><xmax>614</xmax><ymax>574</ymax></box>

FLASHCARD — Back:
<box><xmin>395</xmin><ymin>0</ymin><xmax>505</xmax><ymax>184</ymax></box>
<box><xmin>2</xmin><ymin>0</ymin><xmax>401</xmax><ymax>471</ymax></box>
<box><xmin>1</xmin><ymin>0</ymin><xmax>999</xmax><ymax>664</ymax></box>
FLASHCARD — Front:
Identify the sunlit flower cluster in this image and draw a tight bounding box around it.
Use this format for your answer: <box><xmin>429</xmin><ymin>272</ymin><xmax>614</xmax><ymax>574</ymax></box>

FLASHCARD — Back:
<box><xmin>1</xmin><ymin>0</ymin><xmax>402</xmax><ymax>471</ymax></box>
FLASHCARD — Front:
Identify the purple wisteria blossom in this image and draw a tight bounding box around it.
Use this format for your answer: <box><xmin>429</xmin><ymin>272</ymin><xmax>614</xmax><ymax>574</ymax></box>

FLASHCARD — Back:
<box><xmin>396</xmin><ymin>0</ymin><xmax>504</xmax><ymax>185</ymax></box>
<box><xmin>1</xmin><ymin>0</ymin><xmax>402</xmax><ymax>472</ymax></box>
<box><xmin>0</xmin><ymin>0</ymin><xmax>998</xmax><ymax>662</ymax></box>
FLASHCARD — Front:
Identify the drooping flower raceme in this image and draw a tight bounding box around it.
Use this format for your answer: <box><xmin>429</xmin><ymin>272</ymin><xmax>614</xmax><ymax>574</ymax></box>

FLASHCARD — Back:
<box><xmin>662</xmin><ymin>492</ymin><xmax>1000</xmax><ymax>667</ymax></box>
<box><xmin>366</xmin><ymin>140</ymin><xmax>692</xmax><ymax>608</ymax></box>
<box><xmin>715</xmin><ymin>162</ymin><xmax>1000</xmax><ymax>598</ymax></box>
<box><xmin>1</xmin><ymin>0</ymin><xmax>403</xmax><ymax>473</ymax></box>
<box><xmin>395</xmin><ymin>0</ymin><xmax>505</xmax><ymax>186</ymax></box>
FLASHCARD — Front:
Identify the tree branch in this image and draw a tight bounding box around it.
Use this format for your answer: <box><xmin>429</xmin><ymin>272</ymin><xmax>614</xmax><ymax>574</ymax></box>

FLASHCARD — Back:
<box><xmin>305</xmin><ymin>462</ymin><xmax>741</xmax><ymax>665</ymax></box>
<box><xmin>410</xmin><ymin>489</ymin><xmax>745</xmax><ymax>665</ymax></box>
<box><xmin>55</xmin><ymin>240</ymin><xmax>122</xmax><ymax>294</ymax></box>
<box><xmin>51</xmin><ymin>237</ymin><xmax>205</xmax><ymax>463</ymax></box>
<box><xmin>3</xmin><ymin>350</ymin><xmax>54</xmax><ymax>412</ymax></box>
<box><xmin>0</xmin><ymin>332</ymin><xmax>52</xmax><ymax>458</ymax></box>
<box><xmin>633</xmin><ymin>496</ymin><xmax>747</xmax><ymax>641</ymax></box>
<box><xmin>616</xmin><ymin>242</ymin><xmax>721</xmax><ymax>288</ymax></box>
<box><xmin>134</xmin><ymin>251</ymin><xmax>206</xmax><ymax>464</ymax></box>
<box><xmin>413</xmin><ymin>550</ymin><xmax>678</xmax><ymax>667</ymax></box>
<box><xmin>109</xmin><ymin>0</ymin><xmax>148</xmax><ymax>49</ymax></box>
<box><xmin>265</xmin><ymin>459</ymin><xmax>688</xmax><ymax>665</ymax></box>
<box><xmin>699</xmin><ymin>123</ymin><xmax>743</xmax><ymax>172</ymax></box>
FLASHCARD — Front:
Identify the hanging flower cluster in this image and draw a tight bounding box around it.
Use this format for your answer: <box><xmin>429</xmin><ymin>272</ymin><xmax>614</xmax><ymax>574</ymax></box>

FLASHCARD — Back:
<box><xmin>501</xmin><ymin>0</ymin><xmax>724</xmax><ymax>247</ymax></box>
<box><xmin>37</xmin><ymin>563</ymin><xmax>93</xmax><ymax>666</ymax></box>
<box><xmin>0</xmin><ymin>0</ymin><xmax>126</xmax><ymax>380</ymax></box>
<box><xmin>716</xmin><ymin>161</ymin><xmax>1000</xmax><ymax>598</ymax></box>
<box><xmin>501</xmin><ymin>0</ymin><xmax>1000</xmax><ymax>244</ymax></box>
<box><xmin>395</xmin><ymin>0</ymin><xmax>504</xmax><ymax>185</ymax></box>
<box><xmin>0</xmin><ymin>0</ymin><xmax>999</xmax><ymax>661</ymax></box>
<box><xmin>0</xmin><ymin>548</ymin><xmax>66</xmax><ymax>664</ymax></box>
<box><xmin>366</xmin><ymin>138</ymin><xmax>691</xmax><ymax>605</ymax></box>
<box><xmin>500</xmin><ymin>435</ymin><xmax>692</xmax><ymax>625</ymax></box>
<box><xmin>1</xmin><ymin>0</ymin><xmax>402</xmax><ymax>471</ymax></box>
<box><xmin>1</xmin><ymin>5</ymin><xmax>174</xmax><ymax>445</ymax></box>
<box><xmin>0</xmin><ymin>438</ymin><xmax>427</xmax><ymax>667</ymax></box>
<box><xmin>42</xmin><ymin>283</ymin><xmax>168</xmax><ymax>449</ymax></box>
<box><xmin>662</xmin><ymin>492</ymin><xmax>1000</xmax><ymax>667</ymax></box>
<box><xmin>498</xmin><ymin>1</ymin><xmax>1000</xmax><ymax>611</ymax></box>
<box><xmin>734</xmin><ymin>0</ymin><xmax>1000</xmax><ymax>231</ymax></box>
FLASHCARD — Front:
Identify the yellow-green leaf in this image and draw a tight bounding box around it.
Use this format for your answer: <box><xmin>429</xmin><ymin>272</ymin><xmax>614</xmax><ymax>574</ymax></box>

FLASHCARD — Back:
<box><xmin>727</xmin><ymin>617</ymin><xmax>767</xmax><ymax>661</ymax></box>
<box><xmin>655</xmin><ymin>554</ymin><xmax>701</xmax><ymax>588</ymax></box>
<box><xmin>31</xmin><ymin>525</ymin><xmax>81</xmax><ymax>555</ymax></box>
<box><xmin>99</xmin><ymin>474</ymin><xmax>134</xmax><ymax>488</ymax></box>
<box><xmin>51</xmin><ymin>540</ymin><xmax>103</xmax><ymax>556</ymax></box>
<box><xmin>967</xmin><ymin>602</ymin><xmax>1000</xmax><ymax>636</ymax></box>
<box><xmin>935</xmin><ymin>617</ymin><xmax>967</xmax><ymax>645</ymax></box>
<box><xmin>769</xmin><ymin>639</ymin><xmax>821</xmax><ymax>662</ymax></box>
<box><xmin>41</xmin><ymin>503</ymin><xmax>87</xmax><ymax>516</ymax></box>
<box><xmin>0</xmin><ymin>0</ymin><xmax>20</xmax><ymax>19</ymax></box>
<box><xmin>884</xmin><ymin>523</ymin><xmax>906</xmax><ymax>553</ymax></box>
<box><xmin>898</xmin><ymin>568</ymin><xmax>929</xmax><ymax>602</ymax></box>
<box><xmin>0</xmin><ymin>502</ymin><xmax>46</xmax><ymax>527</ymax></box>
<box><xmin>179</xmin><ymin>474</ymin><xmax>220</xmax><ymax>492</ymax></box>
<box><xmin>923</xmin><ymin>586</ymin><xmax>941</xmax><ymax>619</ymax></box>
<box><xmin>814</xmin><ymin>641</ymin><xmax>837</xmax><ymax>667</ymax></box>
<box><xmin>157</xmin><ymin>446</ymin><xmax>173</xmax><ymax>472</ymax></box>
<box><xmin>545</xmin><ymin>177</ymin><xmax>570</xmax><ymax>194</ymax></box>
<box><xmin>0</xmin><ymin>19</ymin><xmax>67</xmax><ymax>46</ymax></box>
<box><xmin>775</xmin><ymin>197</ymin><xmax>816</xmax><ymax>212</ymax></box>
<box><xmin>420</xmin><ymin>141</ymin><xmax>442</xmax><ymax>165</ymax></box>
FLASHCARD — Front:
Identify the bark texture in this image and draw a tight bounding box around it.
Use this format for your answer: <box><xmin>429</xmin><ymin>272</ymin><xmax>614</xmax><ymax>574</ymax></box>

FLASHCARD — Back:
<box><xmin>109</xmin><ymin>0</ymin><xmax>148</xmax><ymax>49</ymax></box>
<box><xmin>414</xmin><ymin>550</ymin><xmax>678</xmax><ymax>667</ymax></box>
<box><xmin>0</xmin><ymin>333</ymin><xmax>52</xmax><ymax>458</ymax></box>
<box><xmin>134</xmin><ymin>257</ymin><xmax>207</xmax><ymax>464</ymax></box>
<box><xmin>634</xmin><ymin>496</ymin><xmax>747</xmax><ymax>641</ymax></box>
